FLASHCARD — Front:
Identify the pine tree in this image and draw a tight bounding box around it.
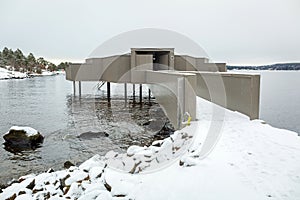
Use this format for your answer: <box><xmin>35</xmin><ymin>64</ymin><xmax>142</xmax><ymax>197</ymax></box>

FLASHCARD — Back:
<box><xmin>27</xmin><ymin>53</ymin><xmax>36</xmax><ymax>72</ymax></box>
<box><xmin>0</xmin><ymin>47</ymin><xmax>57</xmax><ymax>72</ymax></box>
<box><xmin>1</xmin><ymin>47</ymin><xmax>10</xmax><ymax>68</ymax></box>
<box><xmin>14</xmin><ymin>49</ymin><xmax>25</xmax><ymax>71</ymax></box>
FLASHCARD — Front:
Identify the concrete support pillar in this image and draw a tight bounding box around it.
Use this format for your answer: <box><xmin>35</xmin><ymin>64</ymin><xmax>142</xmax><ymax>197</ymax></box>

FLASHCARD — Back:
<box><xmin>107</xmin><ymin>82</ymin><xmax>111</xmax><ymax>102</ymax></box>
<box><xmin>124</xmin><ymin>83</ymin><xmax>127</xmax><ymax>106</ymax></box>
<box><xmin>177</xmin><ymin>77</ymin><xmax>185</xmax><ymax>129</ymax></box>
<box><xmin>79</xmin><ymin>81</ymin><xmax>82</xmax><ymax>97</ymax></box>
<box><xmin>73</xmin><ymin>81</ymin><xmax>76</xmax><ymax>95</ymax></box>
<box><xmin>177</xmin><ymin>76</ymin><xmax>196</xmax><ymax>129</ymax></box>
<box><xmin>139</xmin><ymin>84</ymin><xmax>142</xmax><ymax>104</ymax></box>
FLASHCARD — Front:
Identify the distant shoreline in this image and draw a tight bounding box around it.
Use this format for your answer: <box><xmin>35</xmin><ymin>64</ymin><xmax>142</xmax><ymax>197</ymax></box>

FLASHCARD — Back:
<box><xmin>0</xmin><ymin>68</ymin><xmax>64</xmax><ymax>80</ymax></box>
<box><xmin>228</xmin><ymin>68</ymin><xmax>300</xmax><ymax>71</ymax></box>
<box><xmin>227</xmin><ymin>63</ymin><xmax>300</xmax><ymax>71</ymax></box>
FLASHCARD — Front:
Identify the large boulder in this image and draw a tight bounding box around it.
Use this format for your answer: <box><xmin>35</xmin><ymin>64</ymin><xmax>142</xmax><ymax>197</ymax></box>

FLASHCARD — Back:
<box><xmin>3</xmin><ymin>126</ymin><xmax>44</xmax><ymax>152</ymax></box>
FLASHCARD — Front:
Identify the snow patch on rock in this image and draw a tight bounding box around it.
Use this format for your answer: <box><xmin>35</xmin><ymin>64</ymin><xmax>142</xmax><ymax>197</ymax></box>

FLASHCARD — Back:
<box><xmin>9</xmin><ymin>126</ymin><xmax>39</xmax><ymax>137</ymax></box>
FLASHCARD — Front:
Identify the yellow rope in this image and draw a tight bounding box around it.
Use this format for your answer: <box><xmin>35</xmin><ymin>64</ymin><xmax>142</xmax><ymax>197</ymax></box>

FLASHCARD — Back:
<box><xmin>182</xmin><ymin>112</ymin><xmax>192</xmax><ymax>126</ymax></box>
<box><xmin>187</xmin><ymin>115</ymin><xmax>192</xmax><ymax>126</ymax></box>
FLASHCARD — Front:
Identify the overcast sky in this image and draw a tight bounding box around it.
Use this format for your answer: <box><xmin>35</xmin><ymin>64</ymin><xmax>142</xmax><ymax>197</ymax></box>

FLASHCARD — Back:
<box><xmin>0</xmin><ymin>0</ymin><xmax>299</xmax><ymax>65</ymax></box>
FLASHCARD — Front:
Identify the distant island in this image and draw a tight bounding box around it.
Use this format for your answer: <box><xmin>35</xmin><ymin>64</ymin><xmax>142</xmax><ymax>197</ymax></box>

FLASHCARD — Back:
<box><xmin>227</xmin><ymin>63</ymin><xmax>300</xmax><ymax>71</ymax></box>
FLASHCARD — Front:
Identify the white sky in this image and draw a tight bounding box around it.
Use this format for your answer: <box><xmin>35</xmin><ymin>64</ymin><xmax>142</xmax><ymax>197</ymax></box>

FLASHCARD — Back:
<box><xmin>0</xmin><ymin>0</ymin><xmax>299</xmax><ymax>65</ymax></box>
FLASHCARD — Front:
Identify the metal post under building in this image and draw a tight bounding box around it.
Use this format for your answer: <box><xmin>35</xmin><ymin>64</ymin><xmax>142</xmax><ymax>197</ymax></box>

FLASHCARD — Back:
<box><xmin>107</xmin><ymin>82</ymin><xmax>111</xmax><ymax>102</ymax></box>
<box><xmin>73</xmin><ymin>81</ymin><xmax>76</xmax><ymax>95</ymax></box>
<box><xmin>133</xmin><ymin>84</ymin><xmax>135</xmax><ymax>102</ymax></box>
<box><xmin>139</xmin><ymin>84</ymin><xmax>142</xmax><ymax>104</ymax></box>
<box><xmin>124</xmin><ymin>83</ymin><xmax>127</xmax><ymax>106</ymax></box>
<box><xmin>79</xmin><ymin>81</ymin><xmax>81</xmax><ymax>97</ymax></box>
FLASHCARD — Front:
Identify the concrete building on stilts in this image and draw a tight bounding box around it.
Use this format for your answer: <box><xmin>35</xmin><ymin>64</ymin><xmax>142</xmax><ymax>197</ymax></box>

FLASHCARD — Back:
<box><xmin>66</xmin><ymin>48</ymin><xmax>260</xmax><ymax>129</ymax></box>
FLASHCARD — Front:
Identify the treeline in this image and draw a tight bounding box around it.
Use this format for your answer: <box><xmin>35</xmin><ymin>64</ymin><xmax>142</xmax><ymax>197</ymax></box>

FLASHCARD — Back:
<box><xmin>0</xmin><ymin>47</ymin><xmax>70</xmax><ymax>73</ymax></box>
<box><xmin>227</xmin><ymin>63</ymin><xmax>300</xmax><ymax>70</ymax></box>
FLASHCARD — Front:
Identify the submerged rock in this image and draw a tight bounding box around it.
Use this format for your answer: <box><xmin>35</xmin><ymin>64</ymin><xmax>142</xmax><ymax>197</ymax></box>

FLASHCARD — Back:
<box><xmin>77</xmin><ymin>131</ymin><xmax>109</xmax><ymax>140</ymax></box>
<box><xmin>155</xmin><ymin>122</ymin><xmax>175</xmax><ymax>137</ymax></box>
<box><xmin>3</xmin><ymin>126</ymin><xmax>44</xmax><ymax>152</ymax></box>
<box><xmin>64</xmin><ymin>161</ymin><xmax>75</xmax><ymax>169</ymax></box>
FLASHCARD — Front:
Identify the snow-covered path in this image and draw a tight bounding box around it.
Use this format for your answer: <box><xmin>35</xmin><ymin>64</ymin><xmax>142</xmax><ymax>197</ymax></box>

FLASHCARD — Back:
<box><xmin>1</xmin><ymin>97</ymin><xmax>300</xmax><ymax>200</ymax></box>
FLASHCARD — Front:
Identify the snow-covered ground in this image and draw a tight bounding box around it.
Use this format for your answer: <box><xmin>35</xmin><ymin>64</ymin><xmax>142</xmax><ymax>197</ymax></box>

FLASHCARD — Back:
<box><xmin>29</xmin><ymin>71</ymin><xmax>57</xmax><ymax>77</ymax></box>
<box><xmin>0</xmin><ymin>68</ymin><xmax>27</xmax><ymax>79</ymax></box>
<box><xmin>1</xmin><ymin>97</ymin><xmax>300</xmax><ymax>200</ymax></box>
<box><xmin>0</xmin><ymin>67</ymin><xmax>63</xmax><ymax>80</ymax></box>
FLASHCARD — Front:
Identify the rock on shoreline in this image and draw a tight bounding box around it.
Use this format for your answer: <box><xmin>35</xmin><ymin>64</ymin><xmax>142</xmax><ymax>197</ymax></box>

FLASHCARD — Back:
<box><xmin>3</xmin><ymin>126</ymin><xmax>44</xmax><ymax>152</ymax></box>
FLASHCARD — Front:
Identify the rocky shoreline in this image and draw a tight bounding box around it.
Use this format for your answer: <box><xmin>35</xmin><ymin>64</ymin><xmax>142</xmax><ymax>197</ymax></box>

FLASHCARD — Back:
<box><xmin>1</xmin><ymin>97</ymin><xmax>300</xmax><ymax>200</ymax></box>
<box><xmin>0</xmin><ymin>124</ymin><xmax>195</xmax><ymax>200</ymax></box>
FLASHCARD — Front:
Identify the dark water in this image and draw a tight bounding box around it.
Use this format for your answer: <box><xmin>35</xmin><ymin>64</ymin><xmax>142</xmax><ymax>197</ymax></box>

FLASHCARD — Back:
<box><xmin>0</xmin><ymin>75</ymin><xmax>170</xmax><ymax>185</ymax></box>
<box><xmin>259</xmin><ymin>71</ymin><xmax>300</xmax><ymax>134</ymax></box>
<box><xmin>231</xmin><ymin>70</ymin><xmax>300</xmax><ymax>134</ymax></box>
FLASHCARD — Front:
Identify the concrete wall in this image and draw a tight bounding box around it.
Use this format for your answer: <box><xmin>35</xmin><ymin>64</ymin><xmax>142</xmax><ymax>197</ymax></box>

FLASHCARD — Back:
<box><xmin>195</xmin><ymin>63</ymin><xmax>227</xmax><ymax>72</ymax></box>
<box><xmin>174</xmin><ymin>56</ymin><xmax>186</xmax><ymax>71</ymax></box>
<box><xmin>101</xmin><ymin>55</ymin><xmax>131</xmax><ymax>82</ymax></box>
<box><xmin>67</xmin><ymin>54</ymin><xmax>226</xmax><ymax>82</ymax></box>
<box><xmin>144</xmin><ymin>70</ymin><xmax>196</xmax><ymax>129</ymax></box>
<box><xmin>174</xmin><ymin>55</ymin><xmax>226</xmax><ymax>72</ymax></box>
<box><xmin>67</xmin><ymin>55</ymin><xmax>131</xmax><ymax>82</ymax></box>
<box><xmin>66</xmin><ymin>63</ymin><xmax>81</xmax><ymax>81</ymax></box>
<box><xmin>160</xmin><ymin>54</ymin><xmax>169</xmax><ymax>67</ymax></box>
<box><xmin>135</xmin><ymin>54</ymin><xmax>153</xmax><ymax>70</ymax></box>
<box><xmin>190</xmin><ymin>72</ymin><xmax>260</xmax><ymax>119</ymax></box>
